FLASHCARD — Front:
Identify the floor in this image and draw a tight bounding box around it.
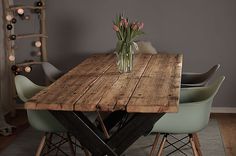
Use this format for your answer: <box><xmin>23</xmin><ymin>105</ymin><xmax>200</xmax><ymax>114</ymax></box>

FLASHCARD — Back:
<box><xmin>0</xmin><ymin>111</ymin><xmax>235</xmax><ymax>156</ymax></box>
<box><xmin>0</xmin><ymin>120</ymin><xmax>225</xmax><ymax>156</ymax></box>
<box><xmin>211</xmin><ymin>113</ymin><xmax>236</xmax><ymax>156</ymax></box>
<box><xmin>0</xmin><ymin>110</ymin><xmax>28</xmax><ymax>151</ymax></box>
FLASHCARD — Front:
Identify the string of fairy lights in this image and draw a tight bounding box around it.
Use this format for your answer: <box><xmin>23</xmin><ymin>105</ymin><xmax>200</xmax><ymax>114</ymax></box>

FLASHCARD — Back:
<box><xmin>5</xmin><ymin>1</ymin><xmax>45</xmax><ymax>75</ymax></box>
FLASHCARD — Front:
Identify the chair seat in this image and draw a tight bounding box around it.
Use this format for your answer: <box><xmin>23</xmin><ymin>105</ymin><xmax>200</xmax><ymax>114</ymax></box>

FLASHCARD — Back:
<box><xmin>151</xmin><ymin>101</ymin><xmax>212</xmax><ymax>134</ymax></box>
<box><xmin>27</xmin><ymin>110</ymin><xmax>66</xmax><ymax>133</ymax></box>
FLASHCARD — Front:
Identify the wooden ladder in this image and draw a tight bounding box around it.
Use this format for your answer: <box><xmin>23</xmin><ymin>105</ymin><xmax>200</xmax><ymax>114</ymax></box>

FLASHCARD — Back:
<box><xmin>2</xmin><ymin>0</ymin><xmax>48</xmax><ymax>110</ymax></box>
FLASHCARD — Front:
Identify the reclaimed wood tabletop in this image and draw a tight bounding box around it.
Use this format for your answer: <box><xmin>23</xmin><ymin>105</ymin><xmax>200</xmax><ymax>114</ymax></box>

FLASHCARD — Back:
<box><xmin>25</xmin><ymin>53</ymin><xmax>183</xmax><ymax>113</ymax></box>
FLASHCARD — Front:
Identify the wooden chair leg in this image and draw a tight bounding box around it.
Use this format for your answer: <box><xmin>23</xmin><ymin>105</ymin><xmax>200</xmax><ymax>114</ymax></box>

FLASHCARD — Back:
<box><xmin>149</xmin><ymin>133</ymin><xmax>160</xmax><ymax>156</ymax></box>
<box><xmin>46</xmin><ymin>133</ymin><xmax>53</xmax><ymax>153</ymax></box>
<box><xmin>83</xmin><ymin>148</ymin><xmax>90</xmax><ymax>156</ymax></box>
<box><xmin>36</xmin><ymin>134</ymin><xmax>47</xmax><ymax>156</ymax></box>
<box><xmin>67</xmin><ymin>133</ymin><xmax>75</xmax><ymax>156</ymax></box>
<box><xmin>193</xmin><ymin>133</ymin><xmax>202</xmax><ymax>156</ymax></box>
<box><xmin>189</xmin><ymin>134</ymin><xmax>199</xmax><ymax>156</ymax></box>
<box><xmin>96</xmin><ymin>110</ymin><xmax>110</xmax><ymax>139</ymax></box>
<box><xmin>156</xmin><ymin>134</ymin><xmax>167</xmax><ymax>156</ymax></box>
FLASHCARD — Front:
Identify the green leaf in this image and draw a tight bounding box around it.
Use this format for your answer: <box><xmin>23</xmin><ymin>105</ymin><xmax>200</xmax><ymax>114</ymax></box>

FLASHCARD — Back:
<box><xmin>116</xmin><ymin>40</ymin><xmax>122</xmax><ymax>52</ymax></box>
<box><xmin>135</xmin><ymin>31</ymin><xmax>145</xmax><ymax>36</ymax></box>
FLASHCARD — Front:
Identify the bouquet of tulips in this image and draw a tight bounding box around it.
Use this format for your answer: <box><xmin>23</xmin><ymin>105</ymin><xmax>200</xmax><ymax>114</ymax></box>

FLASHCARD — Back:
<box><xmin>113</xmin><ymin>14</ymin><xmax>144</xmax><ymax>53</ymax></box>
<box><xmin>113</xmin><ymin>14</ymin><xmax>144</xmax><ymax>72</ymax></box>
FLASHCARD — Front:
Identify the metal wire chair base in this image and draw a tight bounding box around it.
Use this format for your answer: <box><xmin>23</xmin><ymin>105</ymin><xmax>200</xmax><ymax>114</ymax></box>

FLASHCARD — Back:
<box><xmin>38</xmin><ymin>132</ymin><xmax>85</xmax><ymax>156</ymax></box>
<box><xmin>163</xmin><ymin>134</ymin><xmax>191</xmax><ymax>156</ymax></box>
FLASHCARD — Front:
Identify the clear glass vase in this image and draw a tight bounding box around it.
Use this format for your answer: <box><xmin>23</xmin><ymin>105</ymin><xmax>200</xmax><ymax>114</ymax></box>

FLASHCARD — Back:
<box><xmin>116</xmin><ymin>42</ymin><xmax>134</xmax><ymax>73</ymax></box>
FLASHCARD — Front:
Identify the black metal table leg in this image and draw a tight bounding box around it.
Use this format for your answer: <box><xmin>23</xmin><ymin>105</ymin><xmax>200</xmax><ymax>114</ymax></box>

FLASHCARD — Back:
<box><xmin>97</xmin><ymin>110</ymin><xmax>126</xmax><ymax>132</ymax></box>
<box><xmin>107</xmin><ymin>113</ymin><xmax>164</xmax><ymax>155</ymax></box>
<box><xmin>50</xmin><ymin>111</ymin><xmax>117</xmax><ymax>156</ymax></box>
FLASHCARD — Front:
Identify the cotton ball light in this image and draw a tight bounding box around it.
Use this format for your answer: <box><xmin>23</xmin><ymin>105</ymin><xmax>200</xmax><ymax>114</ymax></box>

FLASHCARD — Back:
<box><xmin>24</xmin><ymin>15</ymin><xmax>30</xmax><ymax>20</ymax></box>
<box><xmin>6</xmin><ymin>15</ymin><xmax>13</xmax><ymax>21</ymax></box>
<box><xmin>36</xmin><ymin>1</ymin><xmax>43</xmax><ymax>6</ymax></box>
<box><xmin>10</xmin><ymin>35</ymin><xmax>16</xmax><ymax>40</ymax></box>
<box><xmin>17</xmin><ymin>8</ymin><xmax>24</xmax><ymax>16</ymax></box>
<box><xmin>24</xmin><ymin>66</ymin><xmax>32</xmax><ymax>73</ymax></box>
<box><xmin>11</xmin><ymin>65</ymin><xmax>17</xmax><ymax>71</ymax></box>
<box><xmin>36</xmin><ymin>51</ymin><xmax>42</xmax><ymax>56</ymax></box>
<box><xmin>9</xmin><ymin>55</ymin><xmax>15</xmax><ymax>61</ymax></box>
<box><xmin>7</xmin><ymin>24</ymin><xmax>13</xmax><ymax>30</ymax></box>
<box><xmin>11</xmin><ymin>18</ymin><xmax>17</xmax><ymax>24</ymax></box>
<box><xmin>34</xmin><ymin>41</ymin><xmax>42</xmax><ymax>47</ymax></box>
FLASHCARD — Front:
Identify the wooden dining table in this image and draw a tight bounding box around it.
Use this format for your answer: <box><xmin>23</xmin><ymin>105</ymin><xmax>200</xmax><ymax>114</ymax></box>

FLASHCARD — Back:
<box><xmin>25</xmin><ymin>53</ymin><xmax>183</xmax><ymax>156</ymax></box>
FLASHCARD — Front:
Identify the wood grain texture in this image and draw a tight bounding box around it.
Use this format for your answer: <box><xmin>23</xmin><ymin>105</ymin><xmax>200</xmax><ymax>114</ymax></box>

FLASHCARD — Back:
<box><xmin>25</xmin><ymin>53</ymin><xmax>182</xmax><ymax>113</ymax></box>
<box><xmin>127</xmin><ymin>53</ymin><xmax>182</xmax><ymax>112</ymax></box>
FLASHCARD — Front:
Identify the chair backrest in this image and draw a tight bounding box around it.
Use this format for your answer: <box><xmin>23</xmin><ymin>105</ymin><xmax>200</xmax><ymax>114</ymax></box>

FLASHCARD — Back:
<box><xmin>42</xmin><ymin>62</ymin><xmax>63</xmax><ymax>82</ymax></box>
<box><xmin>180</xmin><ymin>75</ymin><xmax>225</xmax><ymax>103</ymax></box>
<box><xmin>14</xmin><ymin>75</ymin><xmax>65</xmax><ymax>132</ymax></box>
<box><xmin>14</xmin><ymin>75</ymin><xmax>45</xmax><ymax>102</ymax></box>
<box><xmin>182</xmin><ymin>76</ymin><xmax>225</xmax><ymax>131</ymax></box>
<box><xmin>181</xmin><ymin>64</ymin><xmax>220</xmax><ymax>87</ymax></box>
<box><xmin>201</xmin><ymin>64</ymin><xmax>221</xmax><ymax>83</ymax></box>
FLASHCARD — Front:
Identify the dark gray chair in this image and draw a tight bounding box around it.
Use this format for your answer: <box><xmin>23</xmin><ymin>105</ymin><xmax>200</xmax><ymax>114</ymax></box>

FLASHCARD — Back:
<box><xmin>181</xmin><ymin>64</ymin><xmax>220</xmax><ymax>88</ymax></box>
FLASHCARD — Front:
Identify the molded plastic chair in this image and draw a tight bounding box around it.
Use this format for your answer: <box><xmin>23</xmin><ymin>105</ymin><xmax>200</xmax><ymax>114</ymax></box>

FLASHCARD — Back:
<box><xmin>42</xmin><ymin>62</ymin><xmax>64</xmax><ymax>82</ymax></box>
<box><xmin>149</xmin><ymin>76</ymin><xmax>225</xmax><ymax>156</ymax></box>
<box><xmin>14</xmin><ymin>75</ymin><xmax>88</xmax><ymax>156</ymax></box>
<box><xmin>181</xmin><ymin>64</ymin><xmax>220</xmax><ymax>88</ymax></box>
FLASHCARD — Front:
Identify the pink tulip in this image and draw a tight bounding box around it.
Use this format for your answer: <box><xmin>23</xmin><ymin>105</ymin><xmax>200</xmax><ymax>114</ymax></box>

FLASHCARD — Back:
<box><xmin>119</xmin><ymin>21</ymin><xmax>123</xmax><ymax>26</ymax></box>
<box><xmin>120</xmin><ymin>18</ymin><xmax>128</xmax><ymax>28</ymax></box>
<box><xmin>131</xmin><ymin>23</ymin><xmax>138</xmax><ymax>30</ymax></box>
<box><xmin>124</xmin><ymin>19</ymin><xmax>128</xmax><ymax>28</ymax></box>
<box><xmin>138</xmin><ymin>22</ymin><xmax>144</xmax><ymax>30</ymax></box>
<box><xmin>113</xmin><ymin>25</ymin><xmax>119</xmax><ymax>31</ymax></box>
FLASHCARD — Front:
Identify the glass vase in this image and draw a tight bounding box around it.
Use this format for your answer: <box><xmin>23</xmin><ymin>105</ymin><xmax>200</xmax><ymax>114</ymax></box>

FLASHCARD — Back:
<box><xmin>116</xmin><ymin>42</ymin><xmax>134</xmax><ymax>73</ymax></box>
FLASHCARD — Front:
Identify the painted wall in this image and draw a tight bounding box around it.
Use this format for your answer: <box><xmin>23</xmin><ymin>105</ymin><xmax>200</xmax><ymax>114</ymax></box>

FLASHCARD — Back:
<box><xmin>14</xmin><ymin>0</ymin><xmax>236</xmax><ymax>107</ymax></box>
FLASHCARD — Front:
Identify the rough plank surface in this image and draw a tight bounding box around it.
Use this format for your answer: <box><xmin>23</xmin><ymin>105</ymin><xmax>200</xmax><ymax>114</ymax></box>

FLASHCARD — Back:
<box><xmin>25</xmin><ymin>53</ymin><xmax>182</xmax><ymax>113</ymax></box>
<box><xmin>127</xmin><ymin>53</ymin><xmax>183</xmax><ymax>112</ymax></box>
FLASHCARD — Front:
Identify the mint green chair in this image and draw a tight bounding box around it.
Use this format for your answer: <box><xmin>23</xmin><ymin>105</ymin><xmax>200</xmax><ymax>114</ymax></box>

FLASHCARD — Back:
<box><xmin>149</xmin><ymin>76</ymin><xmax>225</xmax><ymax>156</ymax></box>
<box><xmin>42</xmin><ymin>62</ymin><xmax>64</xmax><ymax>82</ymax></box>
<box><xmin>14</xmin><ymin>75</ymin><xmax>88</xmax><ymax>156</ymax></box>
<box><xmin>181</xmin><ymin>64</ymin><xmax>220</xmax><ymax>88</ymax></box>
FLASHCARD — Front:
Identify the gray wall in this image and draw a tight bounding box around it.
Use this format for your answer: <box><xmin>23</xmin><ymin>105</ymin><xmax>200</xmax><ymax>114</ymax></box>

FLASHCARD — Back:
<box><xmin>15</xmin><ymin>0</ymin><xmax>236</xmax><ymax>107</ymax></box>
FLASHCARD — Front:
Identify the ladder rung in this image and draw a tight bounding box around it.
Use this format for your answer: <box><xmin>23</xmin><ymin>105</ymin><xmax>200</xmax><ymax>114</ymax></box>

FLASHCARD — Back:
<box><xmin>9</xmin><ymin>5</ymin><xmax>45</xmax><ymax>11</ymax></box>
<box><xmin>16</xmin><ymin>33</ymin><xmax>48</xmax><ymax>39</ymax></box>
<box><xmin>16</xmin><ymin>61</ymin><xmax>43</xmax><ymax>66</ymax></box>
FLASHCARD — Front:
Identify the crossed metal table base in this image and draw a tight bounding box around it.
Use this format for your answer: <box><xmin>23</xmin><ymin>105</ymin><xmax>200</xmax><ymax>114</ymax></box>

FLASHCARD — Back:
<box><xmin>50</xmin><ymin>111</ymin><xmax>164</xmax><ymax>156</ymax></box>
